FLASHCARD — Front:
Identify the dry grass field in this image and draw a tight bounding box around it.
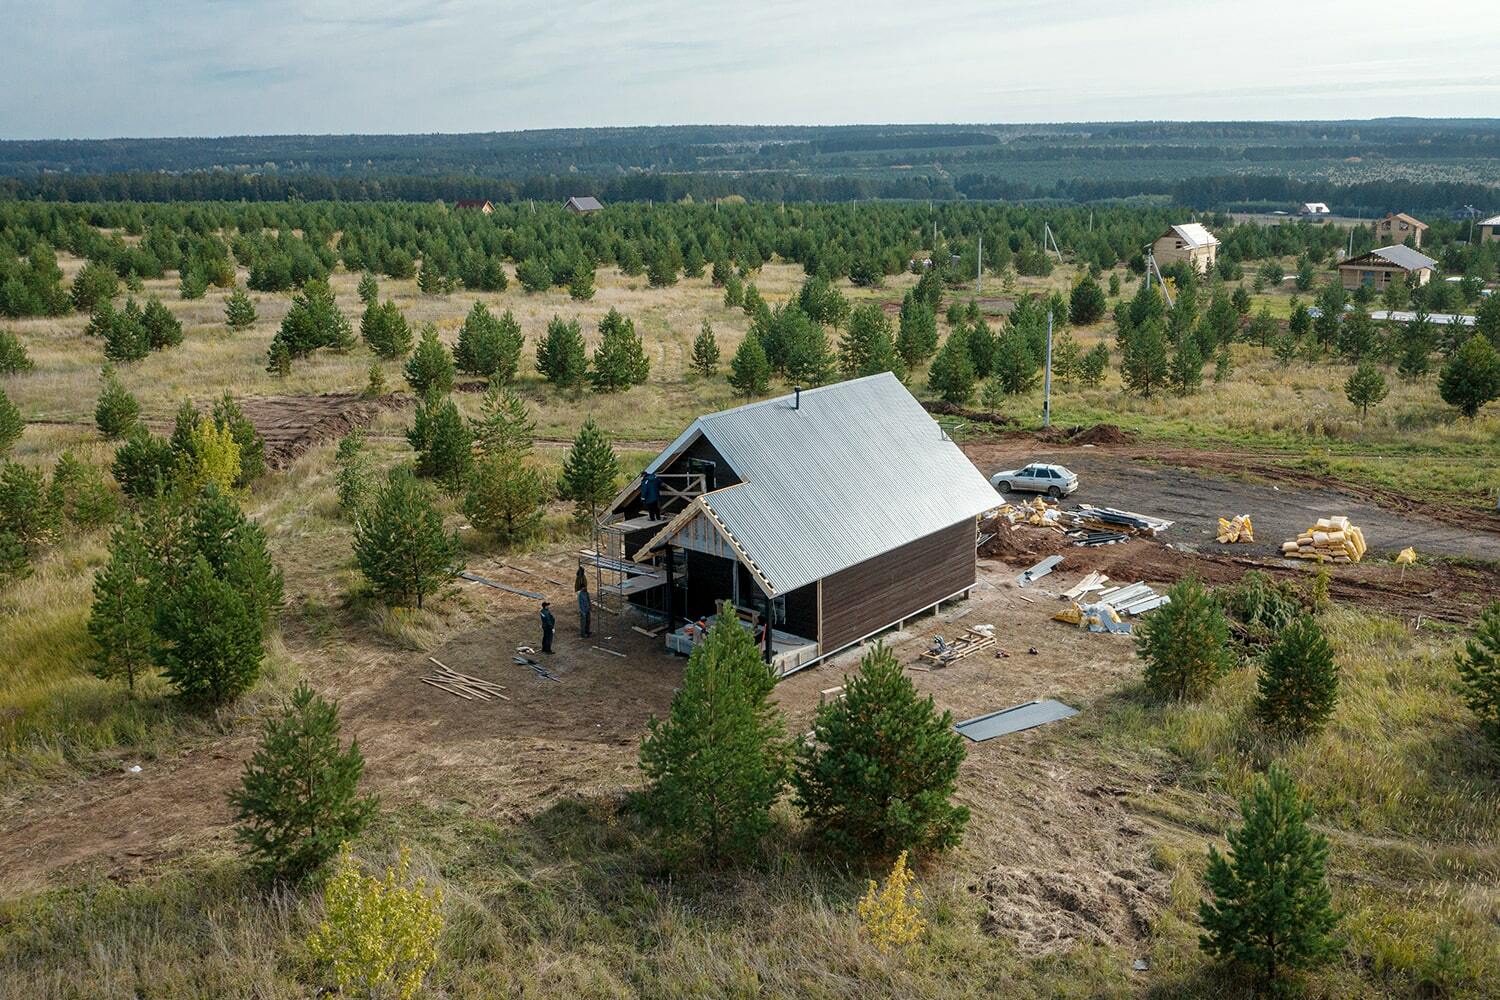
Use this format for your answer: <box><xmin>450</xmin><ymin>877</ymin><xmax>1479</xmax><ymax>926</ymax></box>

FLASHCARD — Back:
<box><xmin>2</xmin><ymin>243</ymin><xmax>1499</xmax><ymax>998</ymax></box>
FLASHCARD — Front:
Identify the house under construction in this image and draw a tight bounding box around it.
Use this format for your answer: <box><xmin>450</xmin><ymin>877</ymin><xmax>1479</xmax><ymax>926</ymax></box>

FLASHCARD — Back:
<box><xmin>588</xmin><ymin>373</ymin><xmax>1000</xmax><ymax>676</ymax></box>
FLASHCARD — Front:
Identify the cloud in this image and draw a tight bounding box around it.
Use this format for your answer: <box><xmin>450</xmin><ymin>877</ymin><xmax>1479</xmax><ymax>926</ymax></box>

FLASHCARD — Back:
<box><xmin>0</xmin><ymin>0</ymin><xmax>1496</xmax><ymax>138</ymax></box>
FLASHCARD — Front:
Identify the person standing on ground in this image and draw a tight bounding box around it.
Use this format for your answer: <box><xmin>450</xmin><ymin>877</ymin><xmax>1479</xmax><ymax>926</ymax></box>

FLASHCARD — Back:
<box><xmin>575</xmin><ymin>565</ymin><xmax>592</xmax><ymax>637</ymax></box>
<box><xmin>539</xmin><ymin>601</ymin><xmax>555</xmax><ymax>653</ymax></box>
<box><xmin>642</xmin><ymin>471</ymin><xmax>661</xmax><ymax>521</ymax></box>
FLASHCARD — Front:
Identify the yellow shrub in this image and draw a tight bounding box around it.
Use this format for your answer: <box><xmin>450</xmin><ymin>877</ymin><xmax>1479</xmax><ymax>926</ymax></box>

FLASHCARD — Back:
<box><xmin>180</xmin><ymin>419</ymin><xmax>241</xmax><ymax>495</ymax></box>
<box><xmin>307</xmin><ymin>845</ymin><xmax>444</xmax><ymax>1000</ymax></box>
<box><xmin>857</xmin><ymin>850</ymin><xmax>926</xmax><ymax>955</ymax></box>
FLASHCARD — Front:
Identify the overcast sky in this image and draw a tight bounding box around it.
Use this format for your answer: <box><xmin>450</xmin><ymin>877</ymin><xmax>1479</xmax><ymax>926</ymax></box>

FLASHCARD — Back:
<box><xmin>3</xmin><ymin>0</ymin><xmax>1498</xmax><ymax>139</ymax></box>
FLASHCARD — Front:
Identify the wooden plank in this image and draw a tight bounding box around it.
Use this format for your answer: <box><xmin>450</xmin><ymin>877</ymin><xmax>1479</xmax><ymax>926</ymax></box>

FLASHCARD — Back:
<box><xmin>592</xmin><ymin>646</ymin><xmax>627</xmax><ymax>658</ymax></box>
<box><xmin>459</xmin><ymin>572</ymin><xmax>545</xmax><ymax>600</ymax></box>
<box><xmin>421</xmin><ymin>677</ymin><xmax>474</xmax><ymax>700</ymax></box>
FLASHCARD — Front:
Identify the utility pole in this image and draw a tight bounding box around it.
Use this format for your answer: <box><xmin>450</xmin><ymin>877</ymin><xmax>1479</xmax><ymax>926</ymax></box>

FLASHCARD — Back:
<box><xmin>1042</xmin><ymin>310</ymin><xmax>1054</xmax><ymax>428</ymax></box>
<box><xmin>976</xmin><ymin>235</ymin><xmax>983</xmax><ymax>295</ymax></box>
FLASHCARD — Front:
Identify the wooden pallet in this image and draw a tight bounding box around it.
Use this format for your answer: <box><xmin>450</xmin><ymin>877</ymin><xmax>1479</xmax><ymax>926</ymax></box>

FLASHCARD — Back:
<box><xmin>916</xmin><ymin>628</ymin><xmax>996</xmax><ymax>668</ymax></box>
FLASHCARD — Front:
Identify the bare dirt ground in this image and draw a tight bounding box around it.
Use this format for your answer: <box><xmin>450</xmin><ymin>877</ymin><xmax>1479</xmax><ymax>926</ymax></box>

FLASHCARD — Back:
<box><xmin>238</xmin><ymin>392</ymin><xmax>412</xmax><ymax>468</ymax></box>
<box><xmin>0</xmin><ymin>559</ymin><xmax>1167</xmax><ymax>954</ymax></box>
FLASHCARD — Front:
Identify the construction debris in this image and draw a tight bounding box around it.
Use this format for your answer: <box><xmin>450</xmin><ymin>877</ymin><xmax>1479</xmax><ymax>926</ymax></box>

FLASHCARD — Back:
<box><xmin>1017</xmin><ymin>555</ymin><xmax>1063</xmax><ymax>587</ymax></box>
<box><xmin>1068</xmin><ymin>504</ymin><xmax>1173</xmax><ymax>537</ymax></box>
<box><xmin>955</xmin><ymin>700</ymin><xmax>1079</xmax><ymax>742</ymax></box>
<box><xmin>1215</xmin><ymin>514</ymin><xmax>1254</xmax><ymax>544</ymax></box>
<box><xmin>990</xmin><ymin>497</ymin><xmax>1064</xmax><ymax>528</ymax></box>
<box><xmin>917</xmin><ymin>627</ymin><xmax>996</xmax><ymax>668</ymax></box>
<box><xmin>1069</xmin><ymin>529</ymin><xmax>1131</xmax><ymax>547</ymax></box>
<box><xmin>512</xmin><ymin>655</ymin><xmax>562</xmax><ymax>682</ymax></box>
<box><xmin>421</xmin><ymin>657</ymin><xmax>511</xmax><ymax>701</ymax></box>
<box><xmin>1281</xmin><ymin>516</ymin><xmax>1367</xmax><ymax>563</ymax></box>
<box><xmin>1062</xmin><ymin>571</ymin><xmax>1110</xmax><ymax>600</ymax></box>
<box><xmin>1052</xmin><ymin>581</ymin><xmax>1170</xmax><ymax>634</ymax></box>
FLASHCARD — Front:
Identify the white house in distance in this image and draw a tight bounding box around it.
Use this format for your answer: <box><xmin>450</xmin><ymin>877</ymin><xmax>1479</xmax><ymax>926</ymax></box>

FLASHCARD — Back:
<box><xmin>1300</xmin><ymin>202</ymin><xmax>1332</xmax><ymax>216</ymax></box>
<box><xmin>564</xmin><ymin>196</ymin><xmax>604</xmax><ymax>214</ymax></box>
<box><xmin>1150</xmin><ymin>223</ymin><xmax>1219</xmax><ymax>274</ymax></box>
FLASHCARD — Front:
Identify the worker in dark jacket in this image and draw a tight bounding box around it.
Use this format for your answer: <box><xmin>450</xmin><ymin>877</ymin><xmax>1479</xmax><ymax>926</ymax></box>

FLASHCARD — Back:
<box><xmin>641</xmin><ymin>471</ymin><xmax>661</xmax><ymax>521</ymax></box>
<box><xmin>575</xmin><ymin>566</ymin><xmax>591</xmax><ymax>637</ymax></box>
<box><xmin>539</xmin><ymin>602</ymin><xmax>555</xmax><ymax>653</ymax></box>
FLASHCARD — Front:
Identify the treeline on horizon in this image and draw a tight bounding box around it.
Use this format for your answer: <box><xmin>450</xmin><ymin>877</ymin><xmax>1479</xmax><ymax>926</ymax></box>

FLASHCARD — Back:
<box><xmin>1</xmin><ymin>169</ymin><xmax>1495</xmax><ymax>216</ymax></box>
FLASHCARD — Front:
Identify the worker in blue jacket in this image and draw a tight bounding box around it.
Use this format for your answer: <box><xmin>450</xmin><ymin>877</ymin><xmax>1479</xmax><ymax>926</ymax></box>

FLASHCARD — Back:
<box><xmin>641</xmin><ymin>471</ymin><xmax>661</xmax><ymax>520</ymax></box>
<box><xmin>575</xmin><ymin>565</ymin><xmax>592</xmax><ymax>637</ymax></box>
<box><xmin>539</xmin><ymin>602</ymin><xmax>555</xmax><ymax>653</ymax></box>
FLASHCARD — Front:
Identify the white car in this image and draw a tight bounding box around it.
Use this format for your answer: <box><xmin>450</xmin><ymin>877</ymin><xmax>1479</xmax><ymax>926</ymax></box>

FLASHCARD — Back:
<box><xmin>990</xmin><ymin>462</ymin><xmax>1079</xmax><ymax>498</ymax></box>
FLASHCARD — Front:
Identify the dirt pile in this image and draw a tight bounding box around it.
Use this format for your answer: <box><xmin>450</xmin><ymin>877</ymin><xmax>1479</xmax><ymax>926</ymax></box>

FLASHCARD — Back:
<box><xmin>980</xmin><ymin>523</ymin><xmax>1069</xmax><ymax>562</ymax></box>
<box><xmin>976</xmin><ymin>863</ymin><xmax>1160</xmax><ymax>955</ymax></box>
<box><xmin>1066</xmin><ymin>424</ymin><xmax>1135</xmax><ymax>446</ymax></box>
<box><xmin>922</xmin><ymin>400</ymin><xmax>1019</xmax><ymax>427</ymax></box>
<box><xmin>239</xmin><ymin>392</ymin><xmax>410</xmax><ymax>468</ymax></box>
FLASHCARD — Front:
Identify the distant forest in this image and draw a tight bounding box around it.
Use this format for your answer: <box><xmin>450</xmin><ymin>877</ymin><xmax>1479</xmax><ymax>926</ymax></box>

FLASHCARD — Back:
<box><xmin>3</xmin><ymin>120</ymin><xmax>1499</xmax><ymax>214</ymax></box>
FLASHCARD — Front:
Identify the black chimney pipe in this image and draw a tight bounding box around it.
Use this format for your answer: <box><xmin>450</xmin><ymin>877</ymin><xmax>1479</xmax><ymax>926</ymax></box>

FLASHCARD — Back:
<box><xmin>793</xmin><ymin>386</ymin><xmax>801</xmax><ymax>409</ymax></box>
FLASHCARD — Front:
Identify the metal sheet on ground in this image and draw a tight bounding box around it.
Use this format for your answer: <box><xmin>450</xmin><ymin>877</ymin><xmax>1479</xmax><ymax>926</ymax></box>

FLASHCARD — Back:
<box><xmin>955</xmin><ymin>699</ymin><xmax>1079</xmax><ymax>741</ymax></box>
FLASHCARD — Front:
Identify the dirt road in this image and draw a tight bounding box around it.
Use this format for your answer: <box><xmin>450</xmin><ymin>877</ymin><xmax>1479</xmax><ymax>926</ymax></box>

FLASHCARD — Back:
<box><xmin>964</xmin><ymin>442</ymin><xmax>1500</xmax><ymax>563</ymax></box>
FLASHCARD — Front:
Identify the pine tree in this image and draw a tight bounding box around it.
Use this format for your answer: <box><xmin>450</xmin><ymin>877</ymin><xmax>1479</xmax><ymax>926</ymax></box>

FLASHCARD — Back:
<box><xmin>224</xmin><ymin>286</ymin><xmax>257</xmax><ymax>330</ymax></box>
<box><xmin>568</xmin><ymin>266</ymin><xmax>595</xmax><ymax>301</ymax></box>
<box><xmin>1313</xmin><ymin>282</ymin><xmax>1346</xmax><ymax>350</ymax></box>
<box><xmin>1336</xmin><ymin>306</ymin><xmax>1377</xmax><ymax>362</ymax></box>
<box><xmin>0</xmin><ymin>460</ymin><xmax>58</xmax><ymax>552</ymax></box>
<box><xmin>273</xmin><ymin>279</ymin><xmax>354</xmax><ymax>360</ymax></box>
<box><xmin>727</xmin><ymin>332</ymin><xmax>770</xmax><ymax>398</ymax></box>
<box><xmin>793</xmin><ymin>642</ymin><xmax>968</xmax><ymax>857</ymax></box>
<box><xmin>589</xmin><ymin>308</ymin><xmax>650</xmax><ymax>392</ymax></box>
<box><xmin>335</xmin><ymin>430</ymin><xmax>375</xmax><ymax>524</ymax></box>
<box><xmin>356</xmin><ymin>271</ymin><xmax>379</xmax><ymax>307</ymax></box>
<box><xmin>839</xmin><ymin>303</ymin><xmax>901</xmax><ymax>379</ymax></box>
<box><xmin>48</xmin><ymin>451</ymin><xmax>116</xmax><ymax>528</ymax></box>
<box><xmin>896</xmin><ymin>291</ymin><xmax>939</xmax><ymax>369</ymax></box>
<box><xmin>88</xmin><ymin>520</ymin><xmax>155</xmax><ymax>691</ymax></box>
<box><xmin>1343</xmin><ymin>362</ymin><xmax>1388</xmax><ymax>420</ymax></box>
<box><xmin>180</xmin><ymin>484</ymin><xmax>284</xmax><ymax>624</ymax></box>
<box><xmin>964</xmin><ymin>321</ymin><xmax>997</xmax><ymax>380</ymax></box>
<box><xmin>1439</xmin><ymin>335</ymin><xmax>1500</xmax><ymax>418</ymax></box>
<box><xmin>1136</xmin><ymin>576</ymin><xmax>1234</xmax><ymax>700</ymax></box>
<box><xmin>534</xmin><ymin>316</ymin><xmax>589</xmax><ymax>389</ymax></box>
<box><xmin>102</xmin><ymin>298</ymin><xmax>151</xmax><ymax>363</ymax></box>
<box><xmin>1231</xmin><ymin>284</ymin><xmax>1252</xmax><ymax>317</ymax></box>
<box><xmin>178</xmin><ymin>263</ymin><xmax>209</xmax><ymax>300</ymax></box>
<box><xmin>1121</xmin><ymin>320</ymin><xmax>1170</xmax><ymax>398</ymax></box>
<box><xmin>266</xmin><ymin>337</ymin><xmax>292</xmax><ymax>377</ymax></box>
<box><xmin>453</xmin><ymin>302</ymin><xmax>523</xmax><ymax>382</ymax></box>
<box><xmin>212</xmin><ymin>393</ymin><xmax>266</xmax><ymax>487</ymax></box>
<box><xmin>361</xmin><ymin>300</ymin><xmax>413</xmax><ymax>360</ymax></box>
<box><xmin>361</xmin><ymin>361</ymin><xmax>387</xmax><ymax>401</ymax></box>
<box><xmin>1052</xmin><ymin>329</ymin><xmax>1080</xmax><ymax>385</ymax></box>
<box><xmin>1078</xmin><ymin>342</ymin><xmax>1109</xmax><ymax>387</ymax></box>
<box><xmin>1475</xmin><ymin>292</ymin><xmax>1500</xmax><ymax>350</ymax></box>
<box><xmin>463</xmin><ymin>451</ymin><xmax>550</xmax><ymax>543</ymax></box>
<box><xmin>1397</xmin><ymin>308</ymin><xmax>1435</xmax><ymax>380</ymax></box>
<box><xmin>990</xmin><ymin>329</ymin><xmax>1038</xmax><ymax>395</ymax></box>
<box><xmin>470</xmin><ymin>385</ymin><xmax>535</xmax><ymax>460</ymax></box>
<box><xmin>403</xmin><ymin>324</ymin><xmax>456</xmax><ymax>397</ymax></box>
<box><xmin>155</xmin><ymin>554</ymin><xmax>264</xmax><ymax>706</ymax></box>
<box><xmin>0</xmin><ymin>388</ymin><xmax>23</xmax><ymax>455</ymax></box>
<box><xmin>1169</xmin><ymin>335</ymin><xmax>1203</xmax><ymax>395</ymax></box>
<box><xmin>71</xmin><ymin>261</ymin><xmax>120</xmax><ymax>313</ymax></box>
<box><xmin>558</xmin><ymin>417</ymin><xmax>619</xmax><ymax>524</ymax></box>
<box><xmin>781</xmin><ymin>309</ymin><xmax>835</xmax><ymax>386</ymax></box>
<box><xmin>690</xmin><ymin>320</ymin><xmax>721</xmax><ymax>377</ymax></box>
<box><xmin>1199</xmin><ymin>763</ymin><xmax>1339</xmax><ymax>991</ymax></box>
<box><xmin>408</xmin><ymin>394</ymin><xmax>470</xmax><ymax>493</ymax></box>
<box><xmin>516</xmin><ymin>257</ymin><xmax>553</xmax><ymax>292</ymax></box>
<box><xmin>1069</xmin><ymin>275</ymin><xmax>1106</xmax><ymax>325</ymax></box>
<box><xmin>1455</xmin><ymin>601</ymin><xmax>1500</xmax><ymax>751</ymax></box>
<box><xmin>927</xmin><ymin>332</ymin><xmax>976</xmax><ymax>404</ymax></box>
<box><xmin>639</xmin><ymin>605</ymin><xmax>790</xmax><ymax>861</ymax></box>
<box><xmin>722</xmin><ymin>271</ymin><xmax>744</xmax><ymax>308</ymax></box>
<box><xmin>112</xmin><ymin>425</ymin><xmax>176</xmax><ymax>499</ymax></box>
<box><xmin>355</xmin><ymin>468</ymin><xmax>461</xmax><ymax>608</ymax></box>
<box><xmin>1255</xmin><ymin>615</ymin><xmax>1339</xmax><ymax>735</ymax></box>
<box><xmin>228</xmin><ymin>682</ymin><xmax>378</xmax><ymax>882</ymax></box>
<box><xmin>0</xmin><ymin>329</ymin><xmax>33</xmax><ymax>374</ymax></box>
<box><xmin>742</xmin><ymin>282</ymin><xmax>765</xmax><ymax>317</ymax></box>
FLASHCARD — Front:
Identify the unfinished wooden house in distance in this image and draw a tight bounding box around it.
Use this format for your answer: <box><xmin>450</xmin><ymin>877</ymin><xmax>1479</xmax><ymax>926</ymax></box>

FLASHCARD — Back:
<box><xmin>589</xmin><ymin>373</ymin><xmax>999</xmax><ymax>676</ymax></box>
<box><xmin>1150</xmin><ymin>223</ymin><xmax>1219</xmax><ymax>274</ymax></box>
<box><xmin>1335</xmin><ymin>244</ymin><xmax>1437</xmax><ymax>291</ymax></box>
<box><xmin>1373</xmin><ymin>212</ymin><xmax>1427</xmax><ymax>248</ymax></box>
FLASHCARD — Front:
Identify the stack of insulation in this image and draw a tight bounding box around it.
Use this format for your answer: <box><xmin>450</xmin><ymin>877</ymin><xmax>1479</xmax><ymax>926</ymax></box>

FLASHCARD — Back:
<box><xmin>1281</xmin><ymin>516</ymin><xmax>1366</xmax><ymax>563</ymax></box>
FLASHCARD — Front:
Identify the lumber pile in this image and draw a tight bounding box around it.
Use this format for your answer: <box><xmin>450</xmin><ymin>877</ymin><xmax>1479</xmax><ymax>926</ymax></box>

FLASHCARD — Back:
<box><xmin>420</xmin><ymin>657</ymin><xmax>510</xmax><ymax>701</ymax></box>
<box><xmin>1281</xmin><ymin>516</ymin><xmax>1367</xmax><ymax>563</ymax></box>
<box><xmin>916</xmin><ymin>626</ymin><xmax>996</xmax><ymax>668</ymax></box>
<box><xmin>1216</xmin><ymin>514</ymin><xmax>1254</xmax><ymax>543</ymax></box>
<box><xmin>1065</xmin><ymin>504</ymin><xmax>1173</xmax><ymax>537</ymax></box>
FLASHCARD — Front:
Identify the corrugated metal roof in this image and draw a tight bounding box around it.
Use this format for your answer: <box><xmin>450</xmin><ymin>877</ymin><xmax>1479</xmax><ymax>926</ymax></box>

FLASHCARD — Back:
<box><xmin>1360</xmin><ymin>244</ymin><xmax>1438</xmax><ymax>271</ymax></box>
<box><xmin>565</xmin><ymin>195</ymin><xmax>603</xmax><ymax>211</ymax></box>
<box><xmin>1480</xmin><ymin>215</ymin><xmax>1500</xmax><ymax>227</ymax></box>
<box><xmin>646</xmin><ymin>373</ymin><xmax>997</xmax><ymax>595</ymax></box>
<box><xmin>1168</xmin><ymin>223</ymin><xmax>1218</xmax><ymax>248</ymax></box>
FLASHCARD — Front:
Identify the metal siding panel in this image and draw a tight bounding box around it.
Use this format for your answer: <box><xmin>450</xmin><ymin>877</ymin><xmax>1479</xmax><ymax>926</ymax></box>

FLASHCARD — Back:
<box><xmin>955</xmin><ymin>700</ymin><xmax>1079</xmax><ymax>741</ymax></box>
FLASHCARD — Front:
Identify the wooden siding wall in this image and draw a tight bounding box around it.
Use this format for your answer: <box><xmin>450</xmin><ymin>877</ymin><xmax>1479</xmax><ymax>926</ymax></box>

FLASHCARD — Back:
<box><xmin>819</xmin><ymin>519</ymin><xmax>976</xmax><ymax>651</ymax></box>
